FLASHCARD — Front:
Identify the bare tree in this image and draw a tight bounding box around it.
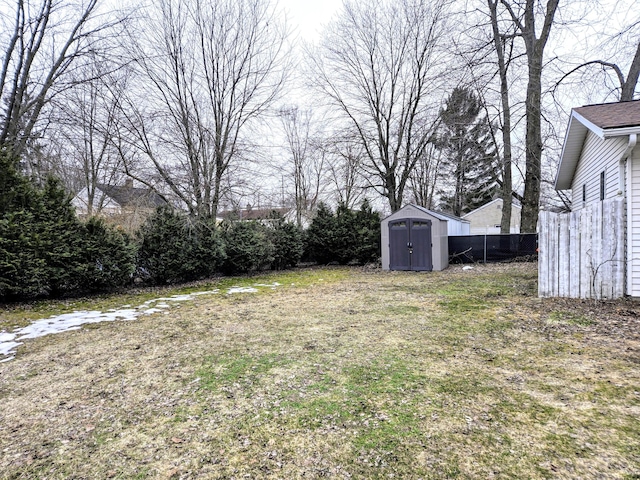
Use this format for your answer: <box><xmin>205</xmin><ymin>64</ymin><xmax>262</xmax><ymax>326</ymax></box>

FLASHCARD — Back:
<box><xmin>324</xmin><ymin>134</ymin><xmax>367</xmax><ymax>209</ymax></box>
<box><xmin>0</xmin><ymin>0</ymin><xmax>127</xmax><ymax>160</ymax></box>
<box><xmin>118</xmin><ymin>0</ymin><xmax>290</xmax><ymax>218</ymax></box>
<box><xmin>309</xmin><ymin>0</ymin><xmax>451</xmax><ymax>212</ymax></box>
<box><xmin>554</xmin><ymin>15</ymin><xmax>640</xmax><ymax>102</ymax></box>
<box><xmin>487</xmin><ymin>0</ymin><xmax>517</xmax><ymax>233</ymax></box>
<box><xmin>278</xmin><ymin>106</ymin><xmax>325</xmax><ymax>227</ymax></box>
<box><xmin>497</xmin><ymin>0</ymin><xmax>559</xmax><ymax>233</ymax></box>
<box><xmin>409</xmin><ymin>141</ymin><xmax>442</xmax><ymax>209</ymax></box>
<box><xmin>51</xmin><ymin>62</ymin><xmax>127</xmax><ymax>214</ymax></box>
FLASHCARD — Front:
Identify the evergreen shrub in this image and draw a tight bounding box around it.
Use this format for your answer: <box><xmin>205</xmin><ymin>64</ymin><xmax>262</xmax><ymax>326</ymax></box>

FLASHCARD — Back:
<box><xmin>136</xmin><ymin>207</ymin><xmax>224</xmax><ymax>284</ymax></box>
<box><xmin>0</xmin><ymin>150</ymin><xmax>136</xmax><ymax>299</ymax></box>
<box><xmin>81</xmin><ymin>217</ymin><xmax>137</xmax><ymax>291</ymax></box>
<box><xmin>304</xmin><ymin>203</ymin><xmax>336</xmax><ymax>264</ymax></box>
<box><xmin>220</xmin><ymin>220</ymin><xmax>274</xmax><ymax>274</ymax></box>
<box><xmin>305</xmin><ymin>200</ymin><xmax>381</xmax><ymax>265</ymax></box>
<box><xmin>266</xmin><ymin>213</ymin><xmax>304</xmax><ymax>270</ymax></box>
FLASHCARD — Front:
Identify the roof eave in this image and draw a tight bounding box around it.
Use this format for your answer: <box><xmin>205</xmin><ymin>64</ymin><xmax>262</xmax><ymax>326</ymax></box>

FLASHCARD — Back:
<box><xmin>554</xmin><ymin>111</ymin><xmax>595</xmax><ymax>191</ymax></box>
<box><xmin>602</xmin><ymin>125</ymin><xmax>640</xmax><ymax>138</ymax></box>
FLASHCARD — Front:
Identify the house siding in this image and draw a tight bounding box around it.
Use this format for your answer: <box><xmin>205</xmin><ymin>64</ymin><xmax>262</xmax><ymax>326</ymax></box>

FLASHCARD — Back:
<box><xmin>462</xmin><ymin>199</ymin><xmax>521</xmax><ymax>234</ymax></box>
<box><xmin>570</xmin><ymin>132</ymin><xmax>627</xmax><ymax>209</ymax></box>
<box><xmin>629</xmin><ymin>147</ymin><xmax>640</xmax><ymax>296</ymax></box>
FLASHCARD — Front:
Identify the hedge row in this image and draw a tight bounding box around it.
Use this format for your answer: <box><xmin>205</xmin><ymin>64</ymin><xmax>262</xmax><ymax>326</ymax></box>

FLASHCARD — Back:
<box><xmin>1</xmin><ymin>152</ymin><xmax>382</xmax><ymax>300</ymax></box>
<box><xmin>135</xmin><ymin>207</ymin><xmax>304</xmax><ymax>284</ymax></box>
<box><xmin>0</xmin><ymin>153</ymin><xmax>135</xmax><ymax>299</ymax></box>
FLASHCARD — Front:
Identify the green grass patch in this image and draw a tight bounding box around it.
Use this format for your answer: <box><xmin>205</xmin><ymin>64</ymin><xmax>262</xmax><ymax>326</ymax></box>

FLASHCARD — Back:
<box><xmin>2</xmin><ymin>263</ymin><xmax>639</xmax><ymax>479</ymax></box>
<box><xmin>197</xmin><ymin>353</ymin><xmax>287</xmax><ymax>392</ymax></box>
<box><xmin>547</xmin><ymin>310</ymin><xmax>593</xmax><ymax>326</ymax></box>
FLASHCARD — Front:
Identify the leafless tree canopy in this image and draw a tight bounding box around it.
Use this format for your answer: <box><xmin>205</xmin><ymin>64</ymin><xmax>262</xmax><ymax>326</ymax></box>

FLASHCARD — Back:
<box><xmin>278</xmin><ymin>106</ymin><xmax>326</xmax><ymax>227</ymax></box>
<box><xmin>1</xmin><ymin>0</ymin><xmax>638</xmax><ymax>223</ymax></box>
<box><xmin>310</xmin><ymin>0</ymin><xmax>452</xmax><ymax>212</ymax></box>
<box><xmin>114</xmin><ymin>0</ymin><xmax>290</xmax><ymax>218</ymax></box>
<box><xmin>0</xmin><ymin>0</ymin><xmax>127</xmax><ymax>160</ymax></box>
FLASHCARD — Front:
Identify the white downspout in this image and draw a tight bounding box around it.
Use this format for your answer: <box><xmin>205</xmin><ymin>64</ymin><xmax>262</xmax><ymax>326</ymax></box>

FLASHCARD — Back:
<box><xmin>623</xmin><ymin>134</ymin><xmax>637</xmax><ymax>296</ymax></box>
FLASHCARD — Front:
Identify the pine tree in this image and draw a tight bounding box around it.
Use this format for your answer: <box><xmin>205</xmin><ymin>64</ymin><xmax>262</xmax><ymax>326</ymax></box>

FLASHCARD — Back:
<box><xmin>437</xmin><ymin>87</ymin><xmax>499</xmax><ymax>216</ymax></box>
<box><xmin>220</xmin><ymin>220</ymin><xmax>274</xmax><ymax>274</ymax></box>
<box><xmin>304</xmin><ymin>203</ymin><xmax>337</xmax><ymax>265</ymax></box>
<box><xmin>266</xmin><ymin>212</ymin><xmax>304</xmax><ymax>271</ymax></box>
<box><xmin>354</xmin><ymin>199</ymin><xmax>381</xmax><ymax>264</ymax></box>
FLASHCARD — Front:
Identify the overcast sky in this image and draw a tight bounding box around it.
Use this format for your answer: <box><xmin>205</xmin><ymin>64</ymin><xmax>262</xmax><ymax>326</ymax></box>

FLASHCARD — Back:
<box><xmin>280</xmin><ymin>0</ymin><xmax>343</xmax><ymax>42</ymax></box>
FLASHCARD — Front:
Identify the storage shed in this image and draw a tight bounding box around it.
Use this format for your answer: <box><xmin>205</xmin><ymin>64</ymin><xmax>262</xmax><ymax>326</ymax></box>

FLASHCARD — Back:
<box><xmin>381</xmin><ymin>204</ymin><xmax>455</xmax><ymax>271</ymax></box>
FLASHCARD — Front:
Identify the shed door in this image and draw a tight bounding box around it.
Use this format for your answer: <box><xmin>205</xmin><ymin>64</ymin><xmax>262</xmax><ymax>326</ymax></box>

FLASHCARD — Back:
<box><xmin>389</xmin><ymin>220</ymin><xmax>411</xmax><ymax>270</ymax></box>
<box><xmin>389</xmin><ymin>218</ymin><xmax>433</xmax><ymax>271</ymax></box>
<box><xmin>410</xmin><ymin>220</ymin><xmax>433</xmax><ymax>271</ymax></box>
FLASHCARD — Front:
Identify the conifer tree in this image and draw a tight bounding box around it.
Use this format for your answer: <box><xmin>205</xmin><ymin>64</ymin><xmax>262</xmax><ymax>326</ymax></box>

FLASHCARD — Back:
<box><xmin>437</xmin><ymin>87</ymin><xmax>499</xmax><ymax>216</ymax></box>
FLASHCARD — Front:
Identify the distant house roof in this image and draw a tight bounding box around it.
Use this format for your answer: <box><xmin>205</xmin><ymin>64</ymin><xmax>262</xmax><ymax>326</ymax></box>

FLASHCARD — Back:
<box><xmin>96</xmin><ymin>181</ymin><xmax>167</xmax><ymax>209</ymax></box>
<box><xmin>218</xmin><ymin>206</ymin><xmax>291</xmax><ymax>221</ymax></box>
<box><xmin>461</xmin><ymin>198</ymin><xmax>521</xmax><ymax>218</ymax></box>
<box><xmin>555</xmin><ymin>100</ymin><xmax>640</xmax><ymax>190</ymax></box>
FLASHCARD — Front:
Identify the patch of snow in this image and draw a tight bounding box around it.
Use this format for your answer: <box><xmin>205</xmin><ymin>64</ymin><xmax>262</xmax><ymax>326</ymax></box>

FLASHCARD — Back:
<box><xmin>226</xmin><ymin>286</ymin><xmax>259</xmax><ymax>294</ymax></box>
<box><xmin>253</xmin><ymin>282</ymin><xmax>281</xmax><ymax>288</ymax></box>
<box><xmin>0</xmin><ymin>283</ymin><xmax>282</xmax><ymax>362</ymax></box>
<box><xmin>462</xmin><ymin>266</ymin><xmax>474</xmax><ymax>271</ymax></box>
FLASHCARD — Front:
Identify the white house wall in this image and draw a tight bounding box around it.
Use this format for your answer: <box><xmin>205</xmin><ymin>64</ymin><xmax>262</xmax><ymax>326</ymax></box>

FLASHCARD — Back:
<box><xmin>463</xmin><ymin>199</ymin><xmax>521</xmax><ymax>234</ymax></box>
<box><xmin>628</xmin><ymin>146</ymin><xmax>640</xmax><ymax>297</ymax></box>
<box><xmin>570</xmin><ymin>132</ymin><xmax>628</xmax><ymax>208</ymax></box>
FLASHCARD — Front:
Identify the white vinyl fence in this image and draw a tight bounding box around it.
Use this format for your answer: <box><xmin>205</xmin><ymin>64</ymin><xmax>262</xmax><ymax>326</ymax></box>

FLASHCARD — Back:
<box><xmin>538</xmin><ymin>198</ymin><xmax>625</xmax><ymax>299</ymax></box>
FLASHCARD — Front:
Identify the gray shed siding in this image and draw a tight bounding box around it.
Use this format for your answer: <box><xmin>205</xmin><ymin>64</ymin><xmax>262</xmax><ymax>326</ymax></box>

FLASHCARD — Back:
<box><xmin>381</xmin><ymin>205</ymin><xmax>449</xmax><ymax>271</ymax></box>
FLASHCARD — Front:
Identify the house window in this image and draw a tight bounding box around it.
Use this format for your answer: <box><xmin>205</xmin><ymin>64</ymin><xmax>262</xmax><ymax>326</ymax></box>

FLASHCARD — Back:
<box><xmin>600</xmin><ymin>171</ymin><xmax>605</xmax><ymax>201</ymax></box>
<box><xmin>582</xmin><ymin>184</ymin><xmax>586</xmax><ymax>202</ymax></box>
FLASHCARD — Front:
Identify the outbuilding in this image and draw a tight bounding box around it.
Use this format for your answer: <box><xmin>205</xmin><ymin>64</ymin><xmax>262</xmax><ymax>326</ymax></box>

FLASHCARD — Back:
<box><xmin>381</xmin><ymin>204</ymin><xmax>464</xmax><ymax>271</ymax></box>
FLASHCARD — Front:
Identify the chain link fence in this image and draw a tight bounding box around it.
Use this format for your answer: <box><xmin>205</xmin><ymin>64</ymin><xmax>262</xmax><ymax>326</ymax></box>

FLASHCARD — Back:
<box><xmin>448</xmin><ymin>234</ymin><xmax>538</xmax><ymax>264</ymax></box>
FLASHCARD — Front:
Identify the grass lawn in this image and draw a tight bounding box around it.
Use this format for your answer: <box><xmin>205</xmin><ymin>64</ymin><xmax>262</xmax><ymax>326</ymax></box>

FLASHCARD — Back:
<box><xmin>0</xmin><ymin>263</ymin><xmax>639</xmax><ymax>479</ymax></box>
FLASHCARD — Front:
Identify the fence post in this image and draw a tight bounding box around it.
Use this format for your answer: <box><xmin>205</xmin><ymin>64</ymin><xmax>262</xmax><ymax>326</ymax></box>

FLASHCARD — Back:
<box><xmin>484</xmin><ymin>234</ymin><xmax>487</xmax><ymax>264</ymax></box>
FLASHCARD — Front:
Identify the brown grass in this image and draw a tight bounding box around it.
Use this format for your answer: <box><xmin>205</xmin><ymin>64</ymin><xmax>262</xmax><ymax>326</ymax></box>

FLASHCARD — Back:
<box><xmin>0</xmin><ymin>264</ymin><xmax>639</xmax><ymax>479</ymax></box>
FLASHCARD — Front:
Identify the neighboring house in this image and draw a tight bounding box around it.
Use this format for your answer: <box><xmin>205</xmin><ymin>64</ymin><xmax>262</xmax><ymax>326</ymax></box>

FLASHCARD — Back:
<box><xmin>462</xmin><ymin>198</ymin><xmax>521</xmax><ymax>234</ymax></box>
<box><xmin>552</xmin><ymin>99</ymin><xmax>640</xmax><ymax>297</ymax></box>
<box><xmin>72</xmin><ymin>179</ymin><xmax>167</xmax><ymax>215</ymax></box>
<box><xmin>72</xmin><ymin>179</ymin><xmax>167</xmax><ymax>232</ymax></box>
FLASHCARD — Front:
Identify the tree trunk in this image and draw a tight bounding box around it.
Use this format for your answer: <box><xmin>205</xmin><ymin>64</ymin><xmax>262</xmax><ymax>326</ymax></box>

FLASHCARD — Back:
<box><xmin>488</xmin><ymin>0</ymin><xmax>513</xmax><ymax>234</ymax></box>
<box><xmin>515</xmin><ymin>0</ymin><xmax>559</xmax><ymax>233</ymax></box>
<box><xmin>621</xmin><ymin>41</ymin><xmax>640</xmax><ymax>102</ymax></box>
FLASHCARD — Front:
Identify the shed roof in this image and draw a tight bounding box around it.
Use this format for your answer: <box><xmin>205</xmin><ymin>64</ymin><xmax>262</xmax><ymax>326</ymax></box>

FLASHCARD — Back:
<box><xmin>383</xmin><ymin>204</ymin><xmax>469</xmax><ymax>224</ymax></box>
<box><xmin>555</xmin><ymin>100</ymin><xmax>640</xmax><ymax>190</ymax></box>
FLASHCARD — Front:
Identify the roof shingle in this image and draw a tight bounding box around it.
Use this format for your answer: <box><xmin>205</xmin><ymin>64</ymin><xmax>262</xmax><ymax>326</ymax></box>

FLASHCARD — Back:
<box><xmin>97</xmin><ymin>183</ymin><xmax>167</xmax><ymax>208</ymax></box>
<box><xmin>574</xmin><ymin>100</ymin><xmax>640</xmax><ymax>129</ymax></box>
